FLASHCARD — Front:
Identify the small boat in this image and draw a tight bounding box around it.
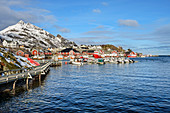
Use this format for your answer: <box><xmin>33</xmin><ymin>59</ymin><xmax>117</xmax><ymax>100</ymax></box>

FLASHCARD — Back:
<box><xmin>97</xmin><ymin>58</ymin><xmax>105</xmax><ymax>65</ymax></box>
<box><xmin>141</xmin><ymin>55</ymin><xmax>146</xmax><ymax>58</ymax></box>
<box><xmin>93</xmin><ymin>51</ymin><xmax>102</xmax><ymax>58</ymax></box>
<box><xmin>58</xmin><ymin>55</ymin><xmax>63</xmax><ymax>60</ymax></box>
<box><xmin>129</xmin><ymin>59</ymin><xmax>135</xmax><ymax>63</ymax></box>
<box><xmin>118</xmin><ymin>57</ymin><xmax>125</xmax><ymax>64</ymax></box>
<box><xmin>124</xmin><ymin>58</ymin><xmax>130</xmax><ymax>63</ymax></box>
<box><xmin>72</xmin><ymin>61</ymin><xmax>83</xmax><ymax>65</ymax></box>
<box><xmin>70</xmin><ymin>55</ymin><xmax>75</xmax><ymax>59</ymax></box>
<box><xmin>104</xmin><ymin>58</ymin><xmax>110</xmax><ymax>63</ymax></box>
<box><xmin>72</xmin><ymin>58</ymin><xmax>83</xmax><ymax>65</ymax></box>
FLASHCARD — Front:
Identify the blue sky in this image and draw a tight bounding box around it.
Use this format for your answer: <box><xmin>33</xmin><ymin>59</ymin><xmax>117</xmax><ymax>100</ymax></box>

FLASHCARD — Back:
<box><xmin>0</xmin><ymin>0</ymin><xmax>170</xmax><ymax>55</ymax></box>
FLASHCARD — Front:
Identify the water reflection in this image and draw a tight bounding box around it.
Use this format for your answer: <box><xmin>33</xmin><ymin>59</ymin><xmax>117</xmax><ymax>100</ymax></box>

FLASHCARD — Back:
<box><xmin>0</xmin><ymin>73</ymin><xmax>49</xmax><ymax>103</ymax></box>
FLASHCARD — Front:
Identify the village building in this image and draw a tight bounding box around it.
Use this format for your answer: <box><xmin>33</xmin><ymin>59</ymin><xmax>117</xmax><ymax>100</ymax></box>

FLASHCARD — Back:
<box><xmin>44</xmin><ymin>50</ymin><xmax>52</xmax><ymax>56</ymax></box>
<box><xmin>72</xmin><ymin>45</ymin><xmax>78</xmax><ymax>49</ymax></box>
<box><xmin>16</xmin><ymin>50</ymin><xmax>31</xmax><ymax>58</ymax></box>
<box><xmin>118</xmin><ymin>52</ymin><xmax>126</xmax><ymax>57</ymax></box>
<box><xmin>103</xmin><ymin>51</ymin><xmax>111</xmax><ymax>57</ymax></box>
<box><xmin>31</xmin><ymin>49</ymin><xmax>44</xmax><ymax>56</ymax></box>
<box><xmin>59</xmin><ymin>48</ymin><xmax>80</xmax><ymax>56</ymax></box>
<box><xmin>16</xmin><ymin>50</ymin><xmax>24</xmax><ymax>56</ymax></box>
<box><xmin>82</xmin><ymin>50</ymin><xmax>95</xmax><ymax>55</ymax></box>
<box><xmin>111</xmin><ymin>50</ymin><xmax>118</xmax><ymax>57</ymax></box>
<box><xmin>80</xmin><ymin>45</ymin><xmax>89</xmax><ymax>49</ymax></box>
<box><xmin>96</xmin><ymin>45</ymin><xmax>102</xmax><ymax>50</ymax></box>
<box><xmin>2</xmin><ymin>40</ymin><xmax>18</xmax><ymax>48</ymax></box>
<box><xmin>127</xmin><ymin>51</ymin><xmax>137</xmax><ymax>57</ymax></box>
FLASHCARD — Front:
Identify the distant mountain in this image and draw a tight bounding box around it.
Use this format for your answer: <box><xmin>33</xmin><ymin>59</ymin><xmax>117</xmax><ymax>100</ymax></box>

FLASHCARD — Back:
<box><xmin>0</xmin><ymin>20</ymin><xmax>76</xmax><ymax>48</ymax></box>
<box><xmin>101</xmin><ymin>44</ymin><xmax>125</xmax><ymax>52</ymax></box>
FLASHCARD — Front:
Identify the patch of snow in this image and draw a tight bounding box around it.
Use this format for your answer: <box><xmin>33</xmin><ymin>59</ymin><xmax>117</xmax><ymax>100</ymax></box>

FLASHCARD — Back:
<box><xmin>5</xmin><ymin>58</ymin><xmax>11</xmax><ymax>63</ymax></box>
<box><xmin>0</xmin><ymin>52</ymin><xmax>4</xmax><ymax>57</ymax></box>
<box><xmin>14</xmin><ymin>63</ymin><xmax>21</xmax><ymax>68</ymax></box>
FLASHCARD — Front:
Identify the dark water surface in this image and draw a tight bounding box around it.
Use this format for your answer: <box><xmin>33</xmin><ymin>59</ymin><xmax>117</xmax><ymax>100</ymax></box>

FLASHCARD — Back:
<box><xmin>0</xmin><ymin>57</ymin><xmax>170</xmax><ymax>112</ymax></box>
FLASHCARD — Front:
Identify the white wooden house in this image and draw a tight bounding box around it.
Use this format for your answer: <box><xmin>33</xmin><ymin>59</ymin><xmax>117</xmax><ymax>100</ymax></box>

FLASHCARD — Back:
<box><xmin>2</xmin><ymin>40</ymin><xmax>18</xmax><ymax>48</ymax></box>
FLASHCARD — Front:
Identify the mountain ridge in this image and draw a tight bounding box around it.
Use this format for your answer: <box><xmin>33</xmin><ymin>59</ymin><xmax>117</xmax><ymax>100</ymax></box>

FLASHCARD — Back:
<box><xmin>0</xmin><ymin>20</ymin><xmax>76</xmax><ymax>48</ymax></box>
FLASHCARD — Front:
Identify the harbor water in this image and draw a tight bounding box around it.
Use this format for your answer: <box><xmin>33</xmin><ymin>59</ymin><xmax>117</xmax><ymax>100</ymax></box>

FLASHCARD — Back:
<box><xmin>0</xmin><ymin>57</ymin><xmax>170</xmax><ymax>112</ymax></box>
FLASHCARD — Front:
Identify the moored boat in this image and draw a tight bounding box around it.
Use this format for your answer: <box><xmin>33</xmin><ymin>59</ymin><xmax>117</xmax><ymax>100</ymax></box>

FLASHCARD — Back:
<box><xmin>71</xmin><ymin>58</ymin><xmax>83</xmax><ymax>66</ymax></box>
<box><xmin>93</xmin><ymin>51</ymin><xmax>101</xmax><ymax>58</ymax></box>
<box><xmin>97</xmin><ymin>58</ymin><xmax>105</xmax><ymax>65</ymax></box>
<box><xmin>72</xmin><ymin>61</ymin><xmax>83</xmax><ymax>65</ymax></box>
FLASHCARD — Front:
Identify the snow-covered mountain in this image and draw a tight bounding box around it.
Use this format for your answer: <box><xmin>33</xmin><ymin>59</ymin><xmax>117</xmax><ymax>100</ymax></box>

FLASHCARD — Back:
<box><xmin>0</xmin><ymin>20</ymin><xmax>76</xmax><ymax>48</ymax></box>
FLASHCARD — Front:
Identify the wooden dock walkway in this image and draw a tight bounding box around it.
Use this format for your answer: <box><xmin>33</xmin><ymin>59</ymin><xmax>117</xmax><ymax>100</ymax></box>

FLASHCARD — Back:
<box><xmin>0</xmin><ymin>62</ymin><xmax>51</xmax><ymax>85</ymax></box>
<box><xmin>0</xmin><ymin>61</ymin><xmax>62</xmax><ymax>93</ymax></box>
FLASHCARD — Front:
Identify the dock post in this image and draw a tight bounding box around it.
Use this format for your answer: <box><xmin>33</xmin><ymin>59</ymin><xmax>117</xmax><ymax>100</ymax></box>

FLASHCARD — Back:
<box><xmin>12</xmin><ymin>80</ymin><xmax>17</xmax><ymax>94</ymax></box>
<box><xmin>26</xmin><ymin>77</ymin><xmax>29</xmax><ymax>90</ymax></box>
<box><xmin>39</xmin><ymin>73</ymin><xmax>41</xmax><ymax>85</ymax></box>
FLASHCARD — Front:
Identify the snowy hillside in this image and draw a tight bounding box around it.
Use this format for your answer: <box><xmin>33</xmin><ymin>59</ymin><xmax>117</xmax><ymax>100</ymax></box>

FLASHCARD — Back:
<box><xmin>0</xmin><ymin>47</ymin><xmax>39</xmax><ymax>71</ymax></box>
<box><xmin>0</xmin><ymin>20</ymin><xmax>76</xmax><ymax>48</ymax></box>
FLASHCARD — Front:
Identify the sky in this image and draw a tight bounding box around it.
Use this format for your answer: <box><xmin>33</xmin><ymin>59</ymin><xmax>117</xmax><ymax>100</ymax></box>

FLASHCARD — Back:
<box><xmin>0</xmin><ymin>0</ymin><xmax>170</xmax><ymax>55</ymax></box>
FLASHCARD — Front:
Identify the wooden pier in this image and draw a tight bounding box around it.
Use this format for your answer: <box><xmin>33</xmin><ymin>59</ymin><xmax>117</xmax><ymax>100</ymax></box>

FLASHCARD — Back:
<box><xmin>0</xmin><ymin>61</ymin><xmax>61</xmax><ymax>93</ymax></box>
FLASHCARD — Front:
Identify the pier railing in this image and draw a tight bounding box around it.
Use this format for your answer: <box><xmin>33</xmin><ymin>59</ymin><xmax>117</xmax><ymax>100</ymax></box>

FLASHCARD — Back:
<box><xmin>0</xmin><ymin>62</ymin><xmax>52</xmax><ymax>85</ymax></box>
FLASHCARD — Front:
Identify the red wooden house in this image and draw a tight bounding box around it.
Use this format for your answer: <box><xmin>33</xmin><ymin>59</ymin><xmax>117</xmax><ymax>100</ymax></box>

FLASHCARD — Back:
<box><xmin>111</xmin><ymin>50</ymin><xmax>118</xmax><ymax>57</ymax></box>
<box><xmin>16</xmin><ymin>50</ymin><xmax>24</xmax><ymax>56</ymax></box>
<box><xmin>32</xmin><ymin>49</ymin><xmax>44</xmax><ymax>56</ymax></box>
<box><xmin>16</xmin><ymin>50</ymin><xmax>31</xmax><ymax>58</ymax></box>
<box><xmin>82</xmin><ymin>50</ymin><xmax>95</xmax><ymax>55</ymax></box>
<box><xmin>44</xmin><ymin>50</ymin><xmax>52</xmax><ymax>56</ymax></box>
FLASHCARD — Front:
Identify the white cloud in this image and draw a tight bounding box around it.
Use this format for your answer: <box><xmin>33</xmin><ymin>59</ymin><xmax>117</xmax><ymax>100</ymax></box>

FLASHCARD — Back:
<box><xmin>101</xmin><ymin>2</ymin><xmax>108</xmax><ymax>6</ymax></box>
<box><xmin>54</xmin><ymin>25</ymin><xmax>70</xmax><ymax>33</ymax></box>
<box><xmin>118</xmin><ymin>19</ymin><xmax>139</xmax><ymax>27</ymax></box>
<box><xmin>68</xmin><ymin>36</ymin><xmax>116</xmax><ymax>45</ymax></box>
<box><xmin>59</xmin><ymin>28</ymin><xmax>70</xmax><ymax>33</ymax></box>
<box><xmin>0</xmin><ymin>0</ymin><xmax>57</xmax><ymax>30</ymax></box>
<box><xmin>93</xmin><ymin>9</ymin><xmax>101</xmax><ymax>13</ymax></box>
<box><xmin>95</xmin><ymin>25</ymin><xmax>105</xmax><ymax>29</ymax></box>
<box><xmin>83</xmin><ymin>30</ymin><xmax>114</xmax><ymax>35</ymax></box>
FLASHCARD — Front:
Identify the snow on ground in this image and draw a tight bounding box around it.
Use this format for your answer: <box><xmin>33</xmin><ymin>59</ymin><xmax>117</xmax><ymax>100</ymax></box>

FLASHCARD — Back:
<box><xmin>0</xmin><ymin>52</ymin><xmax>4</xmax><ymax>57</ymax></box>
<box><xmin>5</xmin><ymin>58</ymin><xmax>11</xmax><ymax>63</ymax></box>
<box><xmin>0</xmin><ymin>34</ymin><xmax>12</xmax><ymax>41</ymax></box>
<box><xmin>15</xmin><ymin>55</ymin><xmax>36</xmax><ymax>67</ymax></box>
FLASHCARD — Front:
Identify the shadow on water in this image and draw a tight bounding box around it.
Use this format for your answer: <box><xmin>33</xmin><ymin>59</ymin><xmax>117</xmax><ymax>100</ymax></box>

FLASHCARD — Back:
<box><xmin>0</xmin><ymin>73</ymin><xmax>49</xmax><ymax>103</ymax></box>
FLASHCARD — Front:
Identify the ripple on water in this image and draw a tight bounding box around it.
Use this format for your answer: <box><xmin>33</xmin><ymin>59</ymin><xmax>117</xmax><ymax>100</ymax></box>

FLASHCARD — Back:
<box><xmin>0</xmin><ymin>57</ymin><xmax>170</xmax><ymax>112</ymax></box>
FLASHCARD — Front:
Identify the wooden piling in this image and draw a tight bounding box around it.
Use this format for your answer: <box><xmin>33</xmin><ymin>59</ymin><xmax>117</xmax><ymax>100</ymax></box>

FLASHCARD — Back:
<box><xmin>12</xmin><ymin>80</ymin><xmax>17</xmax><ymax>94</ymax></box>
<box><xmin>39</xmin><ymin>73</ymin><xmax>41</xmax><ymax>85</ymax></box>
<box><xmin>26</xmin><ymin>77</ymin><xmax>29</xmax><ymax>90</ymax></box>
<box><xmin>39</xmin><ymin>73</ymin><xmax>41</xmax><ymax>81</ymax></box>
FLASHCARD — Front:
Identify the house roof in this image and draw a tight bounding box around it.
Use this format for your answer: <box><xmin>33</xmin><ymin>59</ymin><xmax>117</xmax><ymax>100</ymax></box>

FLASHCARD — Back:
<box><xmin>61</xmin><ymin>48</ymin><xmax>80</xmax><ymax>53</ymax></box>
<box><xmin>82</xmin><ymin>50</ymin><xmax>95</xmax><ymax>53</ymax></box>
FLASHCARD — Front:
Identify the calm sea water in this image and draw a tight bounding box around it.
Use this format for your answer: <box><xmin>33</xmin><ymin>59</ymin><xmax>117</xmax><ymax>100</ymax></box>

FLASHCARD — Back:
<box><xmin>0</xmin><ymin>57</ymin><xmax>170</xmax><ymax>112</ymax></box>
